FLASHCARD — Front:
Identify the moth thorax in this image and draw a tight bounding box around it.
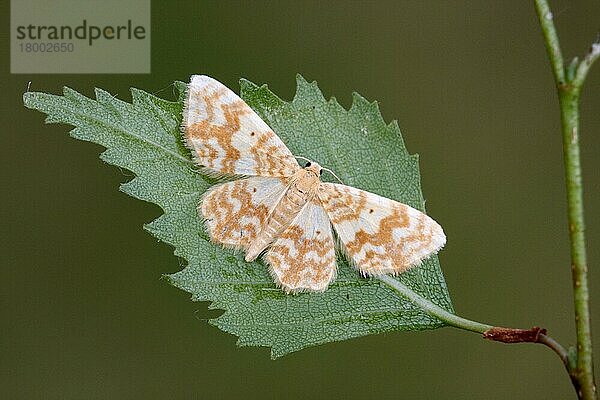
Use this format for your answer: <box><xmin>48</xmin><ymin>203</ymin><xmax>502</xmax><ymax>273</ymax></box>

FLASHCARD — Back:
<box><xmin>295</xmin><ymin>169</ymin><xmax>320</xmax><ymax>195</ymax></box>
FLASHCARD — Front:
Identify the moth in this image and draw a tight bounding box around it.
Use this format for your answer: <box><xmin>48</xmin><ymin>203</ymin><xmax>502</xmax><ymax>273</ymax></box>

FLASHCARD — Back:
<box><xmin>182</xmin><ymin>75</ymin><xmax>446</xmax><ymax>293</ymax></box>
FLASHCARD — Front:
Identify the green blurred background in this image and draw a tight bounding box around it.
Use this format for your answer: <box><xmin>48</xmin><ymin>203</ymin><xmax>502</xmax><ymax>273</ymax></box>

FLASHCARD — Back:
<box><xmin>2</xmin><ymin>1</ymin><xmax>599</xmax><ymax>398</ymax></box>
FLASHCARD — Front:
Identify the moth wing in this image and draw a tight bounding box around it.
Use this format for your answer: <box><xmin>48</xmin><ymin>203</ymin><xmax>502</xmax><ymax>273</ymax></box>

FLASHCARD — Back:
<box><xmin>200</xmin><ymin>176</ymin><xmax>288</xmax><ymax>250</ymax></box>
<box><xmin>183</xmin><ymin>75</ymin><xmax>300</xmax><ymax>178</ymax></box>
<box><xmin>265</xmin><ymin>201</ymin><xmax>336</xmax><ymax>293</ymax></box>
<box><xmin>318</xmin><ymin>183</ymin><xmax>446</xmax><ymax>275</ymax></box>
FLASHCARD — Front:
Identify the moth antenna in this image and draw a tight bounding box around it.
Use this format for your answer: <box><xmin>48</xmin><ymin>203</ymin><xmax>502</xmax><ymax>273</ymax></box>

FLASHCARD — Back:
<box><xmin>294</xmin><ymin>155</ymin><xmax>312</xmax><ymax>163</ymax></box>
<box><xmin>322</xmin><ymin>167</ymin><xmax>344</xmax><ymax>184</ymax></box>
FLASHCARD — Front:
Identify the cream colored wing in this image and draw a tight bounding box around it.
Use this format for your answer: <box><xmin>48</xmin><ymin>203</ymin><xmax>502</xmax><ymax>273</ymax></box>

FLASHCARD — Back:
<box><xmin>265</xmin><ymin>200</ymin><xmax>336</xmax><ymax>293</ymax></box>
<box><xmin>200</xmin><ymin>176</ymin><xmax>288</xmax><ymax>250</ymax></box>
<box><xmin>318</xmin><ymin>183</ymin><xmax>446</xmax><ymax>275</ymax></box>
<box><xmin>183</xmin><ymin>75</ymin><xmax>300</xmax><ymax>177</ymax></box>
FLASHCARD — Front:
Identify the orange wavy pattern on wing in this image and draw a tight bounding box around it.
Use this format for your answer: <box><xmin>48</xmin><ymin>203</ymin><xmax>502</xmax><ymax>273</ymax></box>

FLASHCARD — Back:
<box><xmin>183</xmin><ymin>75</ymin><xmax>299</xmax><ymax>177</ymax></box>
<box><xmin>200</xmin><ymin>177</ymin><xmax>288</xmax><ymax>250</ymax></box>
<box><xmin>318</xmin><ymin>183</ymin><xmax>446</xmax><ymax>275</ymax></box>
<box><xmin>266</xmin><ymin>201</ymin><xmax>336</xmax><ymax>292</ymax></box>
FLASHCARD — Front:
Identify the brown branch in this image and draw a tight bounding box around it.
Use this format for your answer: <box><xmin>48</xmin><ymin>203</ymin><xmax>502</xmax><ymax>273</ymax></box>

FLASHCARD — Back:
<box><xmin>484</xmin><ymin>326</ymin><xmax>570</xmax><ymax>371</ymax></box>
<box><xmin>483</xmin><ymin>326</ymin><xmax>547</xmax><ymax>343</ymax></box>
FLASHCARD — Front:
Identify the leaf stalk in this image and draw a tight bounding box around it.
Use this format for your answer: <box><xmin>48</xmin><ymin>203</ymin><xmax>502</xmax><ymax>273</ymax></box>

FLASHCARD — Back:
<box><xmin>376</xmin><ymin>275</ymin><xmax>492</xmax><ymax>333</ymax></box>
<box><xmin>376</xmin><ymin>276</ymin><xmax>569</xmax><ymax>362</ymax></box>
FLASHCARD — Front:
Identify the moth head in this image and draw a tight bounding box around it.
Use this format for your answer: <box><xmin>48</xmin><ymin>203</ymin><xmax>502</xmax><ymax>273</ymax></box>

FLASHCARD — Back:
<box><xmin>303</xmin><ymin>161</ymin><xmax>323</xmax><ymax>177</ymax></box>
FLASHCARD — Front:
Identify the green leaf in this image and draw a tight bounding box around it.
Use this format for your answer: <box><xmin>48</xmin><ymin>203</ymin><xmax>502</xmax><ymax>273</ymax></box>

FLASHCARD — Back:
<box><xmin>23</xmin><ymin>75</ymin><xmax>454</xmax><ymax>358</ymax></box>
